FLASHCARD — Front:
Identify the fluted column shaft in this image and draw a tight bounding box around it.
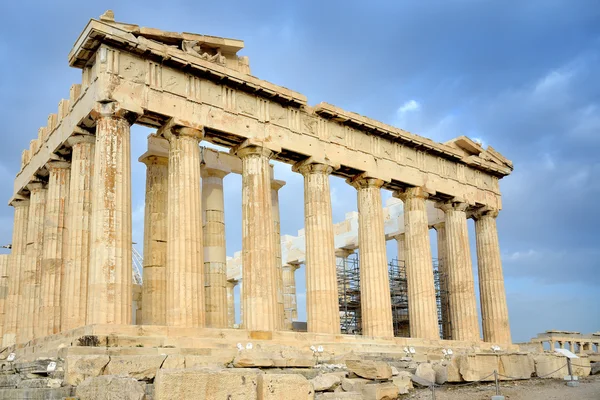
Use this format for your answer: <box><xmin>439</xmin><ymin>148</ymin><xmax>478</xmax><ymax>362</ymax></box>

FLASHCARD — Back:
<box><xmin>62</xmin><ymin>135</ymin><xmax>95</xmax><ymax>331</ymax></box>
<box><xmin>474</xmin><ymin>209</ymin><xmax>511</xmax><ymax>344</ymax></box>
<box><xmin>39</xmin><ymin>162</ymin><xmax>71</xmax><ymax>337</ymax></box>
<box><xmin>395</xmin><ymin>233</ymin><xmax>405</xmax><ymax>262</ymax></box>
<box><xmin>350</xmin><ymin>176</ymin><xmax>393</xmax><ymax>337</ymax></box>
<box><xmin>439</xmin><ymin>201</ymin><xmax>480</xmax><ymax>341</ymax></box>
<box><xmin>0</xmin><ymin>256</ymin><xmax>7</xmax><ymax>340</ymax></box>
<box><xmin>236</xmin><ymin>145</ymin><xmax>277</xmax><ymax>331</ymax></box>
<box><xmin>395</xmin><ymin>187</ymin><xmax>439</xmax><ymax>340</ymax></box>
<box><xmin>297</xmin><ymin>162</ymin><xmax>340</xmax><ymax>334</ymax></box>
<box><xmin>270</xmin><ymin>177</ymin><xmax>285</xmax><ymax>330</ymax></box>
<box><xmin>141</xmin><ymin>155</ymin><xmax>168</xmax><ymax>325</ymax></box>
<box><xmin>282</xmin><ymin>264</ymin><xmax>300</xmax><ymax>330</ymax></box>
<box><xmin>20</xmin><ymin>183</ymin><xmax>47</xmax><ymax>343</ymax></box>
<box><xmin>434</xmin><ymin>223</ymin><xmax>451</xmax><ymax>340</ymax></box>
<box><xmin>165</xmin><ymin>125</ymin><xmax>205</xmax><ymax>327</ymax></box>
<box><xmin>202</xmin><ymin>168</ymin><xmax>229</xmax><ymax>328</ymax></box>
<box><xmin>87</xmin><ymin>108</ymin><xmax>133</xmax><ymax>325</ymax></box>
<box><xmin>2</xmin><ymin>200</ymin><xmax>29</xmax><ymax>347</ymax></box>
<box><xmin>226</xmin><ymin>280</ymin><xmax>237</xmax><ymax>328</ymax></box>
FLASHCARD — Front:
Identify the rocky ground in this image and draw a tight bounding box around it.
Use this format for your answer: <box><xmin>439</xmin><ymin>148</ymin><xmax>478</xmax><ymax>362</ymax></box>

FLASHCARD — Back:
<box><xmin>404</xmin><ymin>374</ymin><xmax>600</xmax><ymax>400</ymax></box>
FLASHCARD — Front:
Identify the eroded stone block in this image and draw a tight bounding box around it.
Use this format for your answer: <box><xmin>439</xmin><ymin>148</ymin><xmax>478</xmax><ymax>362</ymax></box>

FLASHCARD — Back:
<box><xmin>257</xmin><ymin>373</ymin><xmax>314</xmax><ymax>400</ymax></box>
<box><xmin>155</xmin><ymin>368</ymin><xmax>260</xmax><ymax>400</ymax></box>
<box><xmin>64</xmin><ymin>355</ymin><xmax>110</xmax><ymax>386</ymax></box>
<box><xmin>104</xmin><ymin>355</ymin><xmax>166</xmax><ymax>381</ymax></box>
<box><xmin>345</xmin><ymin>360</ymin><xmax>391</xmax><ymax>380</ymax></box>
<box><xmin>76</xmin><ymin>375</ymin><xmax>146</xmax><ymax>400</ymax></box>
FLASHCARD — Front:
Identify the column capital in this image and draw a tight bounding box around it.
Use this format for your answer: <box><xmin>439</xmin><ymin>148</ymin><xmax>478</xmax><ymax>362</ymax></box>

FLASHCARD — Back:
<box><xmin>201</xmin><ymin>166</ymin><xmax>230</xmax><ymax>179</ymax></box>
<box><xmin>392</xmin><ymin>233</ymin><xmax>405</xmax><ymax>241</ymax></box>
<box><xmin>271</xmin><ymin>179</ymin><xmax>286</xmax><ymax>191</ymax></box>
<box><xmin>432</xmin><ymin>222</ymin><xmax>446</xmax><ymax>231</ymax></box>
<box><xmin>347</xmin><ymin>173</ymin><xmax>384</xmax><ymax>190</ymax></box>
<box><xmin>232</xmin><ymin>143</ymin><xmax>273</xmax><ymax>159</ymax></box>
<box><xmin>226</xmin><ymin>279</ymin><xmax>239</xmax><ymax>287</ymax></box>
<box><xmin>9</xmin><ymin>197</ymin><xmax>30</xmax><ymax>208</ymax></box>
<box><xmin>393</xmin><ymin>186</ymin><xmax>431</xmax><ymax>201</ymax></box>
<box><xmin>140</xmin><ymin>154</ymin><xmax>168</xmax><ymax>167</ymax></box>
<box><xmin>435</xmin><ymin>200</ymin><xmax>469</xmax><ymax>213</ymax></box>
<box><xmin>292</xmin><ymin>157</ymin><xmax>337</xmax><ymax>176</ymax></box>
<box><xmin>282</xmin><ymin>263</ymin><xmax>300</xmax><ymax>272</ymax></box>
<box><xmin>471</xmin><ymin>207</ymin><xmax>500</xmax><ymax>220</ymax></box>
<box><xmin>335</xmin><ymin>248</ymin><xmax>355</xmax><ymax>258</ymax></box>
<box><xmin>158</xmin><ymin>117</ymin><xmax>204</xmax><ymax>141</ymax></box>
<box><xmin>26</xmin><ymin>181</ymin><xmax>46</xmax><ymax>192</ymax></box>
<box><xmin>67</xmin><ymin>133</ymin><xmax>95</xmax><ymax>147</ymax></box>
<box><xmin>45</xmin><ymin>160</ymin><xmax>71</xmax><ymax>171</ymax></box>
<box><xmin>91</xmin><ymin>101</ymin><xmax>141</xmax><ymax>124</ymax></box>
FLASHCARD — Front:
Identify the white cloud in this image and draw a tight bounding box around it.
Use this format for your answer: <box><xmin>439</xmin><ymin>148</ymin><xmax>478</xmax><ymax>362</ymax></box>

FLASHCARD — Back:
<box><xmin>397</xmin><ymin>99</ymin><xmax>421</xmax><ymax>115</ymax></box>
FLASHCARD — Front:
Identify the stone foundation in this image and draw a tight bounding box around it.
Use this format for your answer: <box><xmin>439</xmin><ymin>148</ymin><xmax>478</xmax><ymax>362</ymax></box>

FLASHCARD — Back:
<box><xmin>0</xmin><ymin>327</ymin><xmax>591</xmax><ymax>399</ymax></box>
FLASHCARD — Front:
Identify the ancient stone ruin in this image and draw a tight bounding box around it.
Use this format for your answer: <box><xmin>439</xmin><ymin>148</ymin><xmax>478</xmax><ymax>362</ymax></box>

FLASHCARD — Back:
<box><xmin>0</xmin><ymin>10</ymin><xmax>593</xmax><ymax>400</ymax></box>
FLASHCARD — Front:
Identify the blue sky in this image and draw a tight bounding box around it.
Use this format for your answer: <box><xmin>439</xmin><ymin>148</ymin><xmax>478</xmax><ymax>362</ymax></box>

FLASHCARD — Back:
<box><xmin>1</xmin><ymin>1</ymin><xmax>598</xmax><ymax>342</ymax></box>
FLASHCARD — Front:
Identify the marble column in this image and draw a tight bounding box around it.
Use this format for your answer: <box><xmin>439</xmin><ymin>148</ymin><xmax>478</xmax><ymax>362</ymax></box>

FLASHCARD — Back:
<box><xmin>395</xmin><ymin>233</ymin><xmax>405</xmax><ymax>263</ymax></box>
<box><xmin>2</xmin><ymin>199</ymin><xmax>29</xmax><ymax>347</ymax></box>
<box><xmin>87</xmin><ymin>105</ymin><xmax>134</xmax><ymax>325</ymax></box>
<box><xmin>202</xmin><ymin>167</ymin><xmax>230</xmax><ymax>328</ymax></box>
<box><xmin>394</xmin><ymin>187</ymin><xmax>439</xmax><ymax>340</ymax></box>
<box><xmin>38</xmin><ymin>161</ymin><xmax>70</xmax><ymax>337</ymax></box>
<box><xmin>570</xmin><ymin>341</ymin><xmax>576</xmax><ymax>353</ymax></box>
<box><xmin>235</xmin><ymin>144</ymin><xmax>278</xmax><ymax>331</ymax></box>
<box><xmin>473</xmin><ymin>208</ymin><xmax>512</xmax><ymax>344</ymax></box>
<box><xmin>438</xmin><ymin>201</ymin><xmax>480</xmax><ymax>341</ymax></box>
<box><xmin>282</xmin><ymin>263</ymin><xmax>300</xmax><ymax>330</ymax></box>
<box><xmin>295</xmin><ymin>161</ymin><xmax>340</xmax><ymax>334</ymax></box>
<box><xmin>349</xmin><ymin>175</ymin><xmax>393</xmax><ymax>338</ymax></box>
<box><xmin>433</xmin><ymin>223</ymin><xmax>452</xmax><ymax>340</ymax></box>
<box><xmin>62</xmin><ymin>135</ymin><xmax>95</xmax><ymax>331</ymax></box>
<box><xmin>226</xmin><ymin>279</ymin><xmax>237</xmax><ymax>328</ymax></box>
<box><xmin>163</xmin><ymin>121</ymin><xmax>205</xmax><ymax>327</ymax></box>
<box><xmin>270</xmin><ymin>176</ymin><xmax>286</xmax><ymax>330</ymax></box>
<box><xmin>140</xmin><ymin>154</ymin><xmax>168</xmax><ymax>325</ymax></box>
<box><xmin>20</xmin><ymin>182</ymin><xmax>46</xmax><ymax>343</ymax></box>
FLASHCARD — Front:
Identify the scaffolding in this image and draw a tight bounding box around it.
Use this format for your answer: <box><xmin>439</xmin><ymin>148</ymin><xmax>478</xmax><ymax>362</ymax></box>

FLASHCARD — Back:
<box><xmin>337</xmin><ymin>255</ymin><xmax>449</xmax><ymax>338</ymax></box>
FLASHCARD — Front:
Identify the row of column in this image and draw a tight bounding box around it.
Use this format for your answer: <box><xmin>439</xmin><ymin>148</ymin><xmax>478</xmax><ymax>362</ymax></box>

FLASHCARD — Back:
<box><xmin>393</xmin><ymin>202</ymin><xmax>511</xmax><ymax>343</ymax></box>
<box><xmin>1</xmin><ymin>103</ymin><xmax>511</xmax><ymax>345</ymax></box>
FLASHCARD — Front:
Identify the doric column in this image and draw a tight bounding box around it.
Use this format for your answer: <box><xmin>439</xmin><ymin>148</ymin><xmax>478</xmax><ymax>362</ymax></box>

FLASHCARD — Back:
<box><xmin>282</xmin><ymin>263</ymin><xmax>300</xmax><ymax>330</ymax></box>
<box><xmin>437</xmin><ymin>201</ymin><xmax>480</xmax><ymax>341</ymax></box>
<box><xmin>161</xmin><ymin>119</ymin><xmax>205</xmax><ymax>327</ymax></box>
<box><xmin>395</xmin><ymin>233</ymin><xmax>405</xmax><ymax>262</ymax></box>
<box><xmin>234</xmin><ymin>144</ymin><xmax>278</xmax><ymax>331</ymax></box>
<box><xmin>140</xmin><ymin>153</ymin><xmax>168</xmax><ymax>325</ymax></box>
<box><xmin>20</xmin><ymin>182</ymin><xmax>47</xmax><ymax>343</ymax></box>
<box><xmin>38</xmin><ymin>161</ymin><xmax>71</xmax><ymax>337</ymax></box>
<box><xmin>62</xmin><ymin>135</ymin><xmax>95</xmax><ymax>331</ymax></box>
<box><xmin>394</xmin><ymin>187</ymin><xmax>439</xmax><ymax>340</ymax></box>
<box><xmin>349</xmin><ymin>174</ymin><xmax>393</xmax><ymax>338</ymax></box>
<box><xmin>433</xmin><ymin>223</ymin><xmax>451</xmax><ymax>340</ymax></box>
<box><xmin>2</xmin><ymin>199</ymin><xmax>29</xmax><ymax>347</ymax></box>
<box><xmin>270</xmin><ymin>176</ymin><xmax>286</xmax><ymax>330</ymax></box>
<box><xmin>226</xmin><ymin>280</ymin><xmax>237</xmax><ymax>328</ymax></box>
<box><xmin>570</xmin><ymin>342</ymin><xmax>575</xmax><ymax>353</ymax></box>
<box><xmin>473</xmin><ymin>208</ymin><xmax>511</xmax><ymax>344</ymax></box>
<box><xmin>559</xmin><ymin>341</ymin><xmax>564</xmax><ymax>349</ymax></box>
<box><xmin>294</xmin><ymin>160</ymin><xmax>340</xmax><ymax>334</ymax></box>
<box><xmin>202</xmin><ymin>167</ymin><xmax>230</xmax><ymax>328</ymax></box>
<box><xmin>87</xmin><ymin>104</ymin><xmax>135</xmax><ymax>325</ymax></box>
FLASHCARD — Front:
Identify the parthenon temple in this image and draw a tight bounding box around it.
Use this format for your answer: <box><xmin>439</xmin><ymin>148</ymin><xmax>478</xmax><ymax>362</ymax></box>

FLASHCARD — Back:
<box><xmin>2</xmin><ymin>11</ymin><xmax>576</xmax><ymax>399</ymax></box>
